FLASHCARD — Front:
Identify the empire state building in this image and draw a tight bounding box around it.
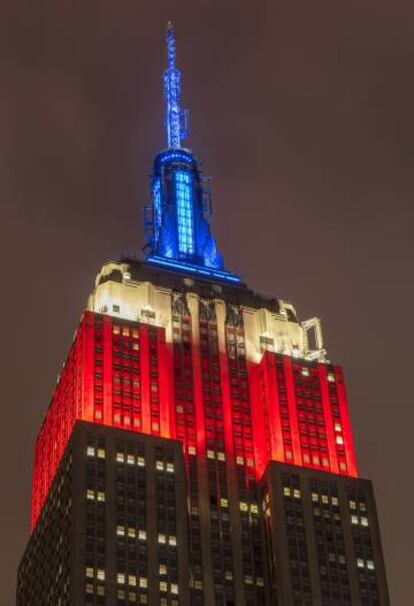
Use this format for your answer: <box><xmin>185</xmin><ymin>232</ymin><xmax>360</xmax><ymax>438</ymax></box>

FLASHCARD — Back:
<box><xmin>17</xmin><ymin>23</ymin><xmax>390</xmax><ymax>606</ymax></box>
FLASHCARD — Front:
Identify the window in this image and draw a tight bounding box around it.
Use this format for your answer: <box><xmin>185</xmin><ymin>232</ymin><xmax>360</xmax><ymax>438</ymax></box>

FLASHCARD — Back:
<box><xmin>87</xmin><ymin>446</ymin><xmax>95</xmax><ymax>457</ymax></box>
<box><xmin>175</xmin><ymin>171</ymin><xmax>194</xmax><ymax>254</ymax></box>
<box><xmin>117</xmin><ymin>573</ymin><xmax>125</xmax><ymax>584</ymax></box>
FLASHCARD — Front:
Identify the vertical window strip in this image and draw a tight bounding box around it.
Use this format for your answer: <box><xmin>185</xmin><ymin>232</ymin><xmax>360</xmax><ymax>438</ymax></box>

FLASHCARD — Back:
<box><xmin>175</xmin><ymin>171</ymin><xmax>194</xmax><ymax>254</ymax></box>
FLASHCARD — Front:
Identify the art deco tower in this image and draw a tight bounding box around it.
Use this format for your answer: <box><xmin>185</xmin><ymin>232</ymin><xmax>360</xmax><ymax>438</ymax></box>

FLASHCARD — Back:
<box><xmin>17</xmin><ymin>24</ymin><xmax>390</xmax><ymax>606</ymax></box>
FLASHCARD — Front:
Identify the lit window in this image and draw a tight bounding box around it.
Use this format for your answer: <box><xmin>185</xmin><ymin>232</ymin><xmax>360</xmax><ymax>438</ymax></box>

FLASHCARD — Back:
<box><xmin>117</xmin><ymin>526</ymin><xmax>125</xmax><ymax>536</ymax></box>
<box><xmin>293</xmin><ymin>489</ymin><xmax>301</xmax><ymax>499</ymax></box>
<box><xmin>334</xmin><ymin>422</ymin><xmax>342</xmax><ymax>432</ymax></box>
<box><xmin>367</xmin><ymin>560</ymin><xmax>375</xmax><ymax>570</ymax></box>
<box><xmin>159</xmin><ymin>581</ymin><xmax>168</xmax><ymax>592</ymax></box>
<box><xmin>116</xmin><ymin>452</ymin><xmax>125</xmax><ymax>463</ymax></box>
<box><xmin>86</xmin><ymin>583</ymin><xmax>93</xmax><ymax>594</ymax></box>
<box><xmin>97</xmin><ymin>491</ymin><xmax>105</xmax><ymax>502</ymax></box>
<box><xmin>156</xmin><ymin>461</ymin><xmax>165</xmax><ymax>471</ymax></box>
<box><xmin>359</xmin><ymin>502</ymin><xmax>367</xmax><ymax>512</ymax></box>
<box><xmin>86</xmin><ymin>490</ymin><xmax>95</xmax><ymax>501</ymax></box>
<box><xmin>95</xmin><ymin>410</ymin><xmax>102</xmax><ymax>420</ymax></box>
<box><xmin>327</xmin><ymin>373</ymin><xmax>335</xmax><ymax>382</ymax></box>
<box><xmin>175</xmin><ymin>171</ymin><xmax>194</xmax><ymax>255</ymax></box>
<box><xmin>188</xmin><ymin>446</ymin><xmax>196</xmax><ymax>455</ymax></box>
<box><xmin>220</xmin><ymin>498</ymin><xmax>229</xmax><ymax>508</ymax></box>
<box><xmin>311</xmin><ymin>493</ymin><xmax>319</xmax><ymax>502</ymax></box>
<box><xmin>244</xmin><ymin>575</ymin><xmax>253</xmax><ymax>585</ymax></box>
<box><xmin>86</xmin><ymin>567</ymin><xmax>94</xmax><ymax>578</ymax></box>
<box><xmin>137</xmin><ymin>456</ymin><xmax>145</xmax><ymax>467</ymax></box>
<box><xmin>357</xmin><ymin>558</ymin><xmax>365</xmax><ymax>569</ymax></box>
<box><xmin>97</xmin><ymin>448</ymin><xmax>105</xmax><ymax>459</ymax></box>
<box><xmin>159</xmin><ymin>564</ymin><xmax>167</xmax><ymax>575</ymax></box>
<box><xmin>128</xmin><ymin>527</ymin><xmax>136</xmax><ymax>538</ymax></box>
<box><xmin>240</xmin><ymin>502</ymin><xmax>248</xmax><ymax>512</ymax></box>
<box><xmin>128</xmin><ymin>575</ymin><xmax>136</xmax><ymax>587</ymax></box>
<box><xmin>194</xmin><ymin>580</ymin><xmax>203</xmax><ymax>589</ymax></box>
<box><xmin>361</xmin><ymin>516</ymin><xmax>369</xmax><ymax>527</ymax></box>
<box><xmin>321</xmin><ymin>495</ymin><xmax>329</xmax><ymax>504</ymax></box>
<box><xmin>217</xmin><ymin>452</ymin><xmax>225</xmax><ymax>461</ymax></box>
<box><xmin>171</xmin><ymin>583</ymin><xmax>178</xmax><ymax>594</ymax></box>
<box><xmin>169</xmin><ymin>536</ymin><xmax>177</xmax><ymax>546</ymax></box>
<box><xmin>117</xmin><ymin>573</ymin><xmax>125</xmax><ymax>584</ymax></box>
<box><xmin>140</xmin><ymin>595</ymin><xmax>148</xmax><ymax>604</ymax></box>
<box><xmin>349</xmin><ymin>500</ymin><xmax>356</xmax><ymax>510</ymax></box>
<box><xmin>97</xmin><ymin>585</ymin><xmax>105</xmax><ymax>596</ymax></box>
<box><xmin>256</xmin><ymin>578</ymin><xmax>264</xmax><ymax>587</ymax></box>
<box><xmin>236</xmin><ymin>456</ymin><xmax>244</xmax><ymax>465</ymax></box>
<box><xmin>331</xmin><ymin>496</ymin><xmax>339</xmax><ymax>506</ymax></box>
<box><xmin>301</xmin><ymin>368</ymin><xmax>310</xmax><ymax>376</ymax></box>
<box><xmin>113</xmin><ymin>325</ymin><xmax>120</xmax><ymax>335</ymax></box>
<box><xmin>86</xmin><ymin>446</ymin><xmax>95</xmax><ymax>457</ymax></box>
<box><xmin>207</xmin><ymin>450</ymin><xmax>215</xmax><ymax>459</ymax></box>
<box><xmin>250</xmin><ymin>504</ymin><xmax>258</xmax><ymax>514</ymax></box>
<box><xmin>158</xmin><ymin>533</ymin><xmax>166</xmax><ymax>544</ymax></box>
<box><xmin>166</xmin><ymin>462</ymin><xmax>175</xmax><ymax>473</ymax></box>
<box><xmin>139</xmin><ymin>578</ymin><xmax>148</xmax><ymax>588</ymax></box>
<box><xmin>351</xmin><ymin>515</ymin><xmax>359</xmax><ymax>525</ymax></box>
<box><xmin>138</xmin><ymin>529</ymin><xmax>147</xmax><ymax>540</ymax></box>
<box><xmin>283</xmin><ymin>487</ymin><xmax>291</xmax><ymax>497</ymax></box>
<box><xmin>339</xmin><ymin>461</ymin><xmax>347</xmax><ymax>471</ymax></box>
<box><xmin>117</xmin><ymin>589</ymin><xmax>125</xmax><ymax>599</ymax></box>
<box><xmin>97</xmin><ymin>569</ymin><xmax>105</xmax><ymax>581</ymax></box>
<box><xmin>336</xmin><ymin>435</ymin><xmax>344</xmax><ymax>445</ymax></box>
<box><xmin>225</xmin><ymin>571</ymin><xmax>233</xmax><ymax>581</ymax></box>
<box><xmin>128</xmin><ymin>591</ymin><xmax>136</xmax><ymax>602</ymax></box>
<box><xmin>127</xmin><ymin>454</ymin><xmax>135</xmax><ymax>465</ymax></box>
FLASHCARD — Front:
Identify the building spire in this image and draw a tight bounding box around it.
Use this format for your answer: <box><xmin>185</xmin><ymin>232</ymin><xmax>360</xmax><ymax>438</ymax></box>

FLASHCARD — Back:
<box><xmin>163</xmin><ymin>22</ymin><xmax>189</xmax><ymax>148</ymax></box>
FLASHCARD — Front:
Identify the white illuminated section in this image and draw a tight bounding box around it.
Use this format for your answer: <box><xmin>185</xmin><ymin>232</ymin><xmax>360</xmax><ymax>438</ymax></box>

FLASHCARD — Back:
<box><xmin>87</xmin><ymin>261</ymin><xmax>328</xmax><ymax>363</ymax></box>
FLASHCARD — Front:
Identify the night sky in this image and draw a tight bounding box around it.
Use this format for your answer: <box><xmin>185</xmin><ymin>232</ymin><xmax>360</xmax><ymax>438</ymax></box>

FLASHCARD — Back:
<box><xmin>1</xmin><ymin>2</ymin><xmax>412</xmax><ymax>604</ymax></box>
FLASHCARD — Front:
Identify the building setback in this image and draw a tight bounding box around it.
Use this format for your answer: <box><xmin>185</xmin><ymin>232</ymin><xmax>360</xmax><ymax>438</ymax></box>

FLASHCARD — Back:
<box><xmin>17</xmin><ymin>22</ymin><xmax>390</xmax><ymax>606</ymax></box>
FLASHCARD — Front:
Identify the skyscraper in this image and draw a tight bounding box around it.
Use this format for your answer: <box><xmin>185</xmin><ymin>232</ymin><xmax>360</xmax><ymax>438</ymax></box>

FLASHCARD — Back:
<box><xmin>17</xmin><ymin>23</ymin><xmax>390</xmax><ymax>606</ymax></box>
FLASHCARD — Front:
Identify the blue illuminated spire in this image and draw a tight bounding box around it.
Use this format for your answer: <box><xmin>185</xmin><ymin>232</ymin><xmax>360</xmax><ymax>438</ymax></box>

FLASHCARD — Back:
<box><xmin>163</xmin><ymin>22</ymin><xmax>189</xmax><ymax>149</ymax></box>
<box><xmin>143</xmin><ymin>24</ymin><xmax>241</xmax><ymax>285</ymax></box>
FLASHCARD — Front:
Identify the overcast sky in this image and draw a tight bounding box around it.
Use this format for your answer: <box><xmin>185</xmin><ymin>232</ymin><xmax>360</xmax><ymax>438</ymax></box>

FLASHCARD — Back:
<box><xmin>1</xmin><ymin>2</ymin><xmax>413</xmax><ymax>604</ymax></box>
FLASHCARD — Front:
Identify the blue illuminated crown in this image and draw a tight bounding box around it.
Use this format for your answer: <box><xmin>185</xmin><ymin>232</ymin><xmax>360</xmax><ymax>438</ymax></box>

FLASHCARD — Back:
<box><xmin>144</xmin><ymin>23</ymin><xmax>241</xmax><ymax>284</ymax></box>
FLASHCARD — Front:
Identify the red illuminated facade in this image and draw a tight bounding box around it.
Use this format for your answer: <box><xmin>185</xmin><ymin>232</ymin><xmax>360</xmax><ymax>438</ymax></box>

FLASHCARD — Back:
<box><xmin>31</xmin><ymin>306</ymin><xmax>357</xmax><ymax>530</ymax></box>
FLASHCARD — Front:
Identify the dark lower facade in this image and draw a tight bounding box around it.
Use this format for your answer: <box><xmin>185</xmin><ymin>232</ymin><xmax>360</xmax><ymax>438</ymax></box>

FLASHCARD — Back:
<box><xmin>262</xmin><ymin>462</ymin><xmax>390</xmax><ymax>605</ymax></box>
<box><xmin>17</xmin><ymin>421</ymin><xmax>190</xmax><ymax>606</ymax></box>
<box><xmin>17</xmin><ymin>422</ymin><xmax>389</xmax><ymax>606</ymax></box>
